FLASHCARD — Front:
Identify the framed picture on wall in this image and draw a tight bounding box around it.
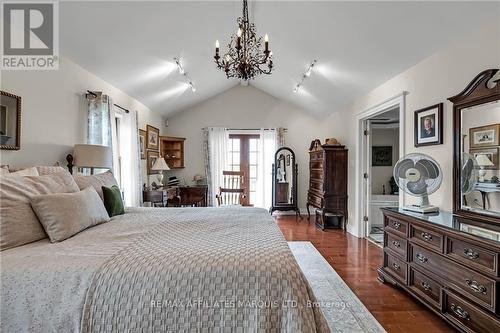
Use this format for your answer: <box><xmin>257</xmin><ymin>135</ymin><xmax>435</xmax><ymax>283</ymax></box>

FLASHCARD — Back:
<box><xmin>470</xmin><ymin>147</ymin><xmax>499</xmax><ymax>170</ymax></box>
<box><xmin>372</xmin><ymin>146</ymin><xmax>393</xmax><ymax>166</ymax></box>
<box><xmin>139</xmin><ymin>129</ymin><xmax>146</xmax><ymax>159</ymax></box>
<box><xmin>146</xmin><ymin>125</ymin><xmax>160</xmax><ymax>151</ymax></box>
<box><xmin>469</xmin><ymin>124</ymin><xmax>500</xmax><ymax>149</ymax></box>
<box><xmin>147</xmin><ymin>150</ymin><xmax>160</xmax><ymax>175</ymax></box>
<box><xmin>414</xmin><ymin>103</ymin><xmax>443</xmax><ymax>147</ymax></box>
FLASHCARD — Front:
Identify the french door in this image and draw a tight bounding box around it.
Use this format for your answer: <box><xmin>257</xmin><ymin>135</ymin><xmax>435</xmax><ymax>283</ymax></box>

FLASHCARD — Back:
<box><xmin>228</xmin><ymin>134</ymin><xmax>260</xmax><ymax>206</ymax></box>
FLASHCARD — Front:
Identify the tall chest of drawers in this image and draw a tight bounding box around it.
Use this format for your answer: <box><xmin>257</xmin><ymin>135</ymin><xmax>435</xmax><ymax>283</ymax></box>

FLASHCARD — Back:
<box><xmin>378</xmin><ymin>208</ymin><xmax>500</xmax><ymax>333</ymax></box>
<box><xmin>306</xmin><ymin>140</ymin><xmax>348</xmax><ymax>230</ymax></box>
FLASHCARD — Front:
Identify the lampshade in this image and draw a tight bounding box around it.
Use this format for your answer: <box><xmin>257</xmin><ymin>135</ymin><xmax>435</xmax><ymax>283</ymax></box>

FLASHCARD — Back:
<box><xmin>475</xmin><ymin>154</ymin><xmax>494</xmax><ymax>167</ymax></box>
<box><xmin>152</xmin><ymin>157</ymin><xmax>170</xmax><ymax>171</ymax></box>
<box><xmin>73</xmin><ymin>144</ymin><xmax>113</xmax><ymax>169</ymax></box>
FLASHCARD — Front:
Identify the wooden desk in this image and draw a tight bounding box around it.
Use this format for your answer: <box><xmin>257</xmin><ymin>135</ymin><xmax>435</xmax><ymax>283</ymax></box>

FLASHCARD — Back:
<box><xmin>143</xmin><ymin>188</ymin><xmax>179</xmax><ymax>207</ymax></box>
<box><xmin>143</xmin><ymin>186</ymin><xmax>207</xmax><ymax>207</ymax></box>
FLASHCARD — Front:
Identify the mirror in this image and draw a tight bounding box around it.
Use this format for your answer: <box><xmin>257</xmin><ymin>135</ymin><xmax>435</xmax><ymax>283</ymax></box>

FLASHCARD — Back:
<box><xmin>270</xmin><ymin>147</ymin><xmax>300</xmax><ymax>217</ymax></box>
<box><xmin>450</xmin><ymin>69</ymin><xmax>500</xmax><ymax>223</ymax></box>
<box><xmin>0</xmin><ymin>91</ymin><xmax>21</xmax><ymax>150</ymax></box>
<box><xmin>460</xmin><ymin>102</ymin><xmax>500</xmax><ymax>217</ymax></box>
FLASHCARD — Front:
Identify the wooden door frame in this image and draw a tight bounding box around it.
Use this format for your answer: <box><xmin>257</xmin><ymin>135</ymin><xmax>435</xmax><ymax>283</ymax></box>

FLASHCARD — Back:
<box><xmin>355</xmin><ymin>92</ymin><xmax>407</xmax><ymax>238</ymax></box>
<box><xmin>229</xmin><ymin>133</ymin><xmax>259</xmax><ymax>206</ymax></box>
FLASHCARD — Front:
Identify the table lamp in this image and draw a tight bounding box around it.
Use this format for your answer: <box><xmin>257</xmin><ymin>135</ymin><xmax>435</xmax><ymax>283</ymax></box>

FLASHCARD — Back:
<box><xmin>475</xmin><ymin>154</ymin><xmax>493</xmax><ymax>182</ymax></box>
<box><xmin>152</xmin><ymin>156</ymin><xmax>170</xmax><ymax>186</ymax></box>
<box><xmin>73</xmin><ymin>144</ymin><xmax>113</xmax><ymax>175</ymax></box>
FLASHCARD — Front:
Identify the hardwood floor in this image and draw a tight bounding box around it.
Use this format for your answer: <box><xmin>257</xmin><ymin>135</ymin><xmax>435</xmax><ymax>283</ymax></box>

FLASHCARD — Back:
<box><xmin>275</xmin><ymin>215</ymin><xmax>456</xmax><ymax>333</ymax></box>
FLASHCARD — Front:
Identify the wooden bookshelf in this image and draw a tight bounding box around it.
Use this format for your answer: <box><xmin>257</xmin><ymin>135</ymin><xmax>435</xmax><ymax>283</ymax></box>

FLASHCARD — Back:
<box><xmin>159</xmin><ymin>136</ymin><xmax>185</xmax><ymax>169</ymax></box>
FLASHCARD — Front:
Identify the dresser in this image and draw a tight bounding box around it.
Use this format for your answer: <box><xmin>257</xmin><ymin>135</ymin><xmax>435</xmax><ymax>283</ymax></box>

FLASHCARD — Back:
<box><xmin>378</xmin><ymin>208</ymin><xmax>500</xmax><ymax>333</ymax></box>
<box><xmin>306</xmin><ymin>140</ymin><xmax>348</xmax><ymax>230</ymax></box>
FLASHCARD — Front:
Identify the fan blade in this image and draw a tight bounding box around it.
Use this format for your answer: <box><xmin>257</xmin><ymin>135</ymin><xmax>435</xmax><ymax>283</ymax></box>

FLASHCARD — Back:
<box><xmin>416</xmin><ymin>159</ymin><xmax>440</xmax><ymax>179</ymax></box>
<box><xmin>406</xmin><ymin>179</ymin><xmax>428</xmax><ymax>195</ymax></box>
<box><xmin>396</xmin><ymin>159</ymin><xmax>415</xmax><ymax>179</ymax></box>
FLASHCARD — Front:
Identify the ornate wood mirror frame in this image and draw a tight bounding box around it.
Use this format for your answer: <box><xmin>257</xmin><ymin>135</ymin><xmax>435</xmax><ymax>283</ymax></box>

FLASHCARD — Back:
<box><xmin>449</xmin><ymin>69</ymin><xmax>500</xmax><ymax>224</ymax></box>
<box><xmin>270</xmin><ymin>147</ymin><xmax>301</xmax><ymax>217</ymax></box>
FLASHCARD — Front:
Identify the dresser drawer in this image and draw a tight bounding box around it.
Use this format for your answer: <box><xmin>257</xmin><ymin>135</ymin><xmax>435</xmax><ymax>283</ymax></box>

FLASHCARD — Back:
<box><xmin>446</xmin><ymin>237</ymin><xmax>498</xmax><ymax>277</ymax></box>
<box><xmin>385</xmin><ymin>232</ymin><xmax>407</xmax><ymax>260</ymax></box>
<box><xmin>444</xmin><ymin>290</ymin><xmax>500</xmax><ymax>333</ymax></box>
<box><xmin>309</xmin><ymin>160</ymin><xmax>323</xmax><ymax>170</ymax></box>
<box><xmin>384</xmin><ymin>251</ymin><xmax>407</xmax><ymax>284</ymax></box>
<box><xmin>411</xmin><ymin>244</ymin><xmax>497</xmax><ymax>312</ymax></box>
<box><xmin>410</xmin><ymin>224</ymin><xmax>443</xmax><ymax>252</ymax></box>
<box><xmin>309</xmin><ymin>179</ymin><xmax>323</xmax><ymax>192</ymax></box>
<box><xmin>310</xmin><ymin>151</ymin><xmax>323</xmax><ymax>160</ymax></box>
<box><xmin>308</xmin><ymin>192</ymin><xmax>323</xmax><ymax>208</ymax></box>
<box><xmin>409</xmin><ymin>267</ymin><xmax>442</xmax><ymax>309</ymax></box>
<box><xmin>384</xmin><ymin>217</ymin><xmax>408</xmax><ymax>237</ymax></box>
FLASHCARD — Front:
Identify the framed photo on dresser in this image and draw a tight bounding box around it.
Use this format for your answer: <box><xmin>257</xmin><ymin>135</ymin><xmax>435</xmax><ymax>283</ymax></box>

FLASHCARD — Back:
<box><xmin>146</xmin><ymin>125</ymin><xmax>160</xmax><ymax>151</ymax></box>
<box><xmin>414</xmin><ymin>103</ymin><xmax>443</xmax><ymax>147</ymax></box>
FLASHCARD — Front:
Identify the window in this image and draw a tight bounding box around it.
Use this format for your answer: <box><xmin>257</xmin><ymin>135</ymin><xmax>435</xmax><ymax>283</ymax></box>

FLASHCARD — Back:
<box><xmin>228</xmin><ymin>134</ymin><xmax>260</xmax><ymax>206</ymax></box>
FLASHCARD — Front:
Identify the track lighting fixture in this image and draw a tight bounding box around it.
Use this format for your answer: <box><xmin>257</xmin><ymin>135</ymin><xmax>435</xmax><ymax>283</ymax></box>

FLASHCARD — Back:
<box><xmin>294</xmin><ymin>60</ymin><xmax>317</xmax><ymax>93</ymax></box>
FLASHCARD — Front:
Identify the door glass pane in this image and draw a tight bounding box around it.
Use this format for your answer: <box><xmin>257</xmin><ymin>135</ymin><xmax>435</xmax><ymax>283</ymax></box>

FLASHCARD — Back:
<box><xmin>249</xmin><ymin>138</ymin><xmax>258</xmax><ymax>151</ymax></box>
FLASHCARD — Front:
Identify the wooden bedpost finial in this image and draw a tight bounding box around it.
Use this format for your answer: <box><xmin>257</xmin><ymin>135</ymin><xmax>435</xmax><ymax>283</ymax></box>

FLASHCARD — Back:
<box><xmin>66</xmin><ymin>154</ymin><xmax>74</xmax><ymax>175</ymax></box>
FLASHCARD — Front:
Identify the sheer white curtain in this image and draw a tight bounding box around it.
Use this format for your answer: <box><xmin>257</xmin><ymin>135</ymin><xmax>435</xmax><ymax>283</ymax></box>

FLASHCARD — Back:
<box><xmin>208</xmin><ymin>128</ymin><xmax>229</xmax><ymax>206</ymax></box>
<box><xmin>118</xmin><ymin>110</ymin><xmax>141</xmax><ymax>207</ymax></box>
<box><xmin>255</xmin><ymin>129</ymin><xmax>277</xmax><ymax>209</ymax></box>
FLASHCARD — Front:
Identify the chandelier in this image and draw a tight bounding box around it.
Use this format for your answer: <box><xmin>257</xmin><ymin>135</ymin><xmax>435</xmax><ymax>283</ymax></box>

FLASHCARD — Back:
<box><xmin>214</xmin><ymin>0</ymin><xmax>273</xmax><ymax>80</ymax></box>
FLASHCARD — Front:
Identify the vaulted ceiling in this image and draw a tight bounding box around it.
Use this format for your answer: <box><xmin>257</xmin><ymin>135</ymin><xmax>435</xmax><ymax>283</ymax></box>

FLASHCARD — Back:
<box><xmin>60</xmin><ymin>1</ymin><xmax>499</xmax><ymax>117</ymax></box>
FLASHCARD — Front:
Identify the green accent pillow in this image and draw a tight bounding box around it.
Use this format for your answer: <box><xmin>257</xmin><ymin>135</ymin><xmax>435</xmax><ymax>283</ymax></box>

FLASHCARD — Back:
<box><xmin>101</xmin><ymin>185</ymin><xmax>125</xmax><ymax>217</ymax></box>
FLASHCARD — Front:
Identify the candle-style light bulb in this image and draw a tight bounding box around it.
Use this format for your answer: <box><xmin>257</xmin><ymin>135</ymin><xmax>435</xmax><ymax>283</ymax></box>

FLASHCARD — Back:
<box><xmin>264</xmin><ymin>34</ymin><xmax>269</xmax><ymax>42</ymax></box>
<box><xmin>215</xmin><ymin>40</ymin><xmax>220</xmax><ymax>48</ymax></box>
<box><xmin>264</xmin><ymin>34</ymin><xmax>269</xmax><ymax>52</ymax></box>
<box><xmin>237</xmin><ymin>28</ymin><xmax>242</xmax><ymax>37</ymax></box>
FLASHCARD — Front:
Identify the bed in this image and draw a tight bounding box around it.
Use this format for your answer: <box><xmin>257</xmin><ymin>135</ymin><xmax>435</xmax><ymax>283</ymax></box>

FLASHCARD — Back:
<box><xmin>1</xmin><ymin>206</ymin><xmax>329</xmax><ymax>332</ymax></box>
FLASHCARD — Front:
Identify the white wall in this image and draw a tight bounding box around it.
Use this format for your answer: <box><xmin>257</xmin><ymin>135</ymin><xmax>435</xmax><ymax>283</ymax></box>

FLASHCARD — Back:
<box><xmin>334</xmin><ymin>22</ymin><xmax>500</xmax><ymax>236</ymax></box>
<box><xmin>165</xmin><ymin>85</ymin><xmax>346</xmax><ymax>210</ymax></box>
<box><xmin>0</xmin><ymin>55</ymin><xmax>165</xmax><ymax>185</ymax></box>
<box><xmin>371</xmin><ymin>127</ymin><xmax>399</xmax><ymax>195</ymax></box>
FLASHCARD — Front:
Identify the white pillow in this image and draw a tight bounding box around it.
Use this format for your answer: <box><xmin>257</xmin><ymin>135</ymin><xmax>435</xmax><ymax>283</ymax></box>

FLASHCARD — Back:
<box><xmin>5</xmin><ymin>167</ymin><xmax>39</xmax><ymax>177</ymax></box>
<box><xmin>30</xmin><ymin>186</ymin><xmax>110</xmax><ymax>242</ymax></box>
<box><xmin>0</xmin><ymin>171</ymin><xmax>79</xmax><ymax>250</ymax></box>
<box><xmin>73</xmin><ymin>171</ymin><xmax>118</xmax><ymax>200</ymax></box>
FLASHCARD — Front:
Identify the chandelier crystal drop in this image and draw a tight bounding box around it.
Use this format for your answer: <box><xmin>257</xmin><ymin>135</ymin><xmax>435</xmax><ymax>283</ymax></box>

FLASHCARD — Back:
<box><xmin>214</xmin><ymin>0</ymin><xmax>273</xmax><ymax>80</ymax></box>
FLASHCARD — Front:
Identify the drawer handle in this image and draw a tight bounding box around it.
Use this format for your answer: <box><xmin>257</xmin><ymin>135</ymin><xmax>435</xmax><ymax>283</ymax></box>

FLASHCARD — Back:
<box><xmin>421</xmin><ymin>232</ymin><xmax>433</xmax><ymax>242</ymax></box>
<box><xmin>416</xmin><ymin>253</ymin><xmax>428</xmax><ymax>263</ymax></box>
<box><xmin>463</xmin><ymin>248</ymin><xmax>479</xmax><ymax>260</ymax></box>
<box><xmin>420</xmin><ymin>281</ymin><xmax>432</xmax><ymax>292</ymax></box>
<box><xmin>392</xmin><ymin>262</ymin><xmax>400</xmax><ymax>270</ymax></box>
<box><xmin>465</xmin><ymin>279</ymin><xmax>487</xmax><ymax>294</ymax></box>
<box><xmin>392</xmin><ymin>221</ymin><xmax>401</xmax><ymax>229</ymax></box>
<box><xmin>392</xmin><ymin>240</ymin><xmax>401</xmax><ymax>248</ymax></box>
<box><xmin>451</xmin><ymin>303</ymin><xmax>470</xmax><ymax>321</ymax></box>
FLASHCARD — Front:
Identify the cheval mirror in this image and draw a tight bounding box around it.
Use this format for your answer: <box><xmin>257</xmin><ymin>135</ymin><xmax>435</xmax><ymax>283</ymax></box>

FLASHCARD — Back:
<box><xmin>270</xmin><ymin>147</ymin><xmax>300</xmax><ymax>217</ymax></box>
<box><xmin>449</xmin><ymin>68</ymin><xmax>500</xmax><ymax>224</ymax></box>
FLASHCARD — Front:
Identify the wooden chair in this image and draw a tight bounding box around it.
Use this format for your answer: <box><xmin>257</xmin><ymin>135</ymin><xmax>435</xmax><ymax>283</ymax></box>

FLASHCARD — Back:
<box><xmin>216</xmin><ymin>171</ymin><xmax>246</xmax><ymax>206</ymax></box>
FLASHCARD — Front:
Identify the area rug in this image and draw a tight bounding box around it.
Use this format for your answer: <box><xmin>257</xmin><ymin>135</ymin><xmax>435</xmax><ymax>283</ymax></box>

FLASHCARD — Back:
<box><xmin>288</xmin><ymin>241</ymin><xmax>386</xmax><ymax>333</ymax></box>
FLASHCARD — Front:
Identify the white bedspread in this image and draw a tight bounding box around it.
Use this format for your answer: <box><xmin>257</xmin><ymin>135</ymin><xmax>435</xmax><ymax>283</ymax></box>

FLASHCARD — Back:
<box><xmin>1</xmin><ymin>207</ymin><xmax>328</xmax><ymax>332</ymax></box>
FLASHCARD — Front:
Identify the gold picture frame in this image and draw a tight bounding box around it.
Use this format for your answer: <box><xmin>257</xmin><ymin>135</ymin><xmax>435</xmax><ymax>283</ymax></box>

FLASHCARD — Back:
<box><xmin>469</xmin><ymin>124</ymin><xmax>500</xmax><ymax>149</ymax></box>
<box><xmin>147</xmin><ymin>150</ymin><xmax>160</xmax><ymax>175</ymax></box>
<box><xmin>146</xmin><ymin>124</ymin><xmax>160</xmax><ymax>151</ymax></box>
<box><xmin>470</xmin><ymin>147</ymin><xmax>499</xmax><ymax>170</ymax></box>
<box><xmin>0</xmin><ymin>91</ymin><xmax>21</xmax><ymax>150</ymax></box>
<box><xmin>139</xmin><ymin>129</ymin><xmax>146</xmax><ymax>159</ymax></box>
